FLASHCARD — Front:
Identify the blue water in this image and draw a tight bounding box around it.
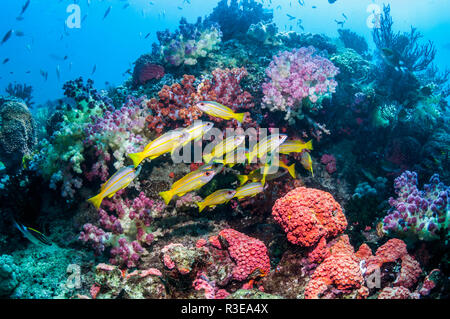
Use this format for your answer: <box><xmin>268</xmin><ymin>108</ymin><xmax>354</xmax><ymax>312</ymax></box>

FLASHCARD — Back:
<box><xmin>0</xmin><ymin>0</ymin><xmax>449</xmax><ymax>105</ymax></box>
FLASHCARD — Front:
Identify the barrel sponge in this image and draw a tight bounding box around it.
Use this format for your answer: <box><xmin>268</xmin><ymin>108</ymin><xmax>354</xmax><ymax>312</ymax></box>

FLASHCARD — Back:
<box><xmin>0</xmin><ymin>98</ymin><xmax>36</xmax><ymax>171</ymax></box>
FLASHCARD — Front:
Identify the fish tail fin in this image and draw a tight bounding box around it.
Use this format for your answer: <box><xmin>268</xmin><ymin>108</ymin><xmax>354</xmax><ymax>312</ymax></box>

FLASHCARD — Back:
<box><xmin>237</xmin><ymin>175</ymin><xmax>248</xmax><ymax>186</ymax></box>
<box><xmin>159</xmin><ymin>190</ymin><xmax>174</xmax><ymax>205</ymax></box>
<box><xmin>203</xmin><ymin>153</ymin><xmax>213</xmax><ymax>164</ymax></box>
<box><xmin>246</xmin><ymin>151</ymin><xmax>255</xmax><ymax>164</ymax></box>
<box><xmin>235</xmin><ymin>113</ymin><xmax>246</xmax><ymax>124</ymax></box>
<box><xmin>287</xmin><ymin>163</ymin><xmax>297</xmax><ymax>179</ymax></box>
<box><xmin>128</xmin><ymin>152</ymin><xmax>145</xmax><ymax>168</ymax></box>
<box><xmin>197</xmin><ymin>201</ymin><xmax>206</xmax><ymax>213</ymax></box>
<box><xmin>88</xmin><ymin>194</ymin><xmax>104</xmax><ymax>210</ymax></box>
<box><xmin>305</xmin><ymin>140</ymin><xmax>313</xmax><ymax>151</ymax></box>
<box><xmin>311</xmin><ymin>166</ymin><xmax>314</xmax><ymax>178</ymax></box>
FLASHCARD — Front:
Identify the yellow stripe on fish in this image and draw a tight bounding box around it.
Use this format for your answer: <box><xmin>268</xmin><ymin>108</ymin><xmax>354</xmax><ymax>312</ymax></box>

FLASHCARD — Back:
<box><xmin>279</xmin><ymin>140</ymin><xmax>313</xmax><ymax>155</ymax></box>
<box><xmin>196</xmin><ymin>101</ymin><xmax>246</xmax><ymax>123</ymax></box>
<box><xmin>178</xmin><ymin>121</ymin><xmax>214</xmax><ymax>147</ymax></box>
<box><xmin>300</xmin><ymin>152</ymin><xmax>314</xmax><ymax>177</ymax></box>
<box><xmin>88</xmin><ymin>166</ymin><xmax>140</xmax><ymax>210</ymax></box>
<box><xmin>233</xmin><ymin>182</ymin><xmax>264</xmax><ymax>200</ymax></box>
<box><xmin>203</xmin><ymin>135</ymin><xmax>245</xmax><ymax>164</ymax></box>
<box><xmin>196</xmin><ymin>189</ymin><xmax>236</xmax><ymax>213</ymax></box>
<box><xmin>247</xmin><ymin>134</ymin><xmax>288</xmax><ymax>163</ymax></box>
<box><xmin>128</xmin><ymin>130</ymin><xmax>188</xmax><ymax>167</ymax></box>
<box><xmin>159</xmin><ymin>169</ymin><xmax>217</xmax><ymax>205</ymax></box>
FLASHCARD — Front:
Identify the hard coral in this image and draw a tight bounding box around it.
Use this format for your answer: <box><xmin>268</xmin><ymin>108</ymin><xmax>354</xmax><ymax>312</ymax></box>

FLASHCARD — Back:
<box><xmin>304</xmin><ymin>235</ymin><xmax>365</xmax><ymax>299</ymax></box>
<box><xmin>272</xmin><ymin>187</ymin><xmax>347</xmax><ymax>247</ymax></box>
<box><xmin>214</xmin><ymin>229</ymin><xmax>271</xmax><ymax>282</ymax></box>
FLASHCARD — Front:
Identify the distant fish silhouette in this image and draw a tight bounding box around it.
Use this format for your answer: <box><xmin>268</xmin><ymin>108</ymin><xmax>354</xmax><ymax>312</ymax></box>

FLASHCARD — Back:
<box><xmin>92</xmin><ymin>64</ymin><xmax>97</xmax><ymax>75</ymax></box>
<box><xmin>103</xmin><ymin>6</ymin><xmax>112</xmax><ymax>20</ymax></box>
<box><xmin>287</xmin><ymin>14</ymin><xmax>296</xmax><ymax>21</ymax></box>
<box><xmin>1</xmin><ymin>30</ymin><xmax>13</xmax><ymax>45</ymax></box>
<box><xmin>20</xmin><ymin>0</ymin><xmax>31</xmax><ymax>16</ymax></box>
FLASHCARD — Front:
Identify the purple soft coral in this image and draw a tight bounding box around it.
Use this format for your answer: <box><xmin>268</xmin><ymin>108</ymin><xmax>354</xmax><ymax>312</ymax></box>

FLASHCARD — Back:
<box><xmin>80</xmin><ymin>192</ymin><xmax>166</xmax><ymax>268</ymax></box>
<box><xmin>383</xmin><ymin>171</ymin><xmax>449</xmax><ymax>241</ymax></box>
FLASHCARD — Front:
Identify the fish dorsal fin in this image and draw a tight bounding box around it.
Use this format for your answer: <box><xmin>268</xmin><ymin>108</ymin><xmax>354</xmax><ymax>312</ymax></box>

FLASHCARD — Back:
<box><xmin>27</xmin><ymin>227</ymin><xmax>52</xmax><ymax>246</ymax></box>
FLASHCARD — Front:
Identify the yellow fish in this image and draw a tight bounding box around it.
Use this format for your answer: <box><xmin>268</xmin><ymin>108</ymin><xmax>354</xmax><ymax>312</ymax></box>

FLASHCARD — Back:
<box><xmin>196</xmin><ymin>101</ymin><xmax>246</xmax><ymax>123</ymax></box>
<box><xmin>128</xmin><ymin>130</ymin><xmax>188</xmax><ymax>167</ymax></box>
<box><xmin>196</xmin><ymin>189</ymin><xmax>236</xmax><ymax>213</ymax></box>
<box><xmin>238</xmin><ymin>160</ymin><xmax>295</xmax><ymax>186</ymax></box>
<box><xmin>300</xmin><ymin>152</ymin><xmax>314</xmax><ymax>177</ymax></box>
<box><xmin>279</xmin><ymin>139</ymin><xmax>313</xmax><ymax>155</ymax></box>
<box><xmin>247</xmin><ymin>134</ymin><xmax>288</xmax><ymax>163</ymax></box>
<box><xmin>159</xmin><ymin>169</ymin><xmax>217</xmax><ymax>204</ymax></box>
<box><xmin>179</xmin><ymin>121</ymin><xmax>214</xmax><ymax>147</ymax></box>
<box><xmin>203</xmin><ymin>135</ymin><xmax>245</xmax><ymax>164</ymax></box>
<box><xmin>234</xmin><ymin>182</ymin><xmax>264</xmax><ymax>200</ymax></box>
<box><xmin>211</xmin><ymin>147</ymin><xmax>248</xmax><ymax>168</ymax></box>
<box><xmin>88</xmin><ymin>166</ymin><xmax>141</xmax><ymax>209</ymax></box>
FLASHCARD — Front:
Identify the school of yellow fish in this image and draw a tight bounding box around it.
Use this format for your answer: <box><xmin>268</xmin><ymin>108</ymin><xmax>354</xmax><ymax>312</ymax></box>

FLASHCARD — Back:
<box><xmin>88</xmin><ymin>101</ymin><xmax>314</xmax><ymax>212</ymax></box>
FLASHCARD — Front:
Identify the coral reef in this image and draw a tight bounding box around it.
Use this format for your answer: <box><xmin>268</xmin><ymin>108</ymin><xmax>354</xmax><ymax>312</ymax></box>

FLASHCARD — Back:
<box><xmin>1</xmin><ymin>0</ymin><xmax>449</xmax><ymax>302</ymax></box>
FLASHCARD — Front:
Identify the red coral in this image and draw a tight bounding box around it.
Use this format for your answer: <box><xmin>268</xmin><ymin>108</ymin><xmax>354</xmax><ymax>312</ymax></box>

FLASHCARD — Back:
<box><xmin>394</xmin><ymin>254</ymin><xmax>422</xmax><ymax>288</ymax></box>
<box><xmin>304</xmin><ymin>235</ymin><xmax>364</xmax><ymax>299</ymax></box>
<box><xmin>378</xmin><ymin>286</ymin><xmax>413</xmax><ymax>299</ymax></box>
<box><xmin>272</xmin><ymin>187</ymin><xmax>347</xmax><ymax>247</ymax></box>
<box><xmin>145</xmin><ymin>68</ymin><xmax>257</xmax><ymax>134</ymax></box>
<box><xmin>138</xmin><ymin>63</ymin><xmax>165</xmax><ymax>85</ymax></box>
<box><xmin>355</xmin><ymin>243</ymin><xmax>373</xmax><ymax>260</ymax></box>
<box><xmin>216</xmin><ymin>229</ymin><xmax>271</xmax><ymax>281</ymax></box>
<box><xmin>366</xmin><ymin>238</ymin><xmax>408</xmax><ymax>274</ymax></box>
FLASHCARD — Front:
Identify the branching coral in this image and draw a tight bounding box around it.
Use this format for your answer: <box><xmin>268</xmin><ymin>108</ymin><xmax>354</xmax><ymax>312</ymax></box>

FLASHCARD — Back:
<box><xmin>372</xmin><ymin>4</ymin><xmax>436</xmax><ymax>72</ymax></box>
<box><xmin>5</xmin><ymin>83</ymin><xmax>34</xmax><ymax>107</ymax></box>
<box><xmin>338</xmin><ymin>29</ymin><xmax>368</xmax><ymax>55</ymax></box>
